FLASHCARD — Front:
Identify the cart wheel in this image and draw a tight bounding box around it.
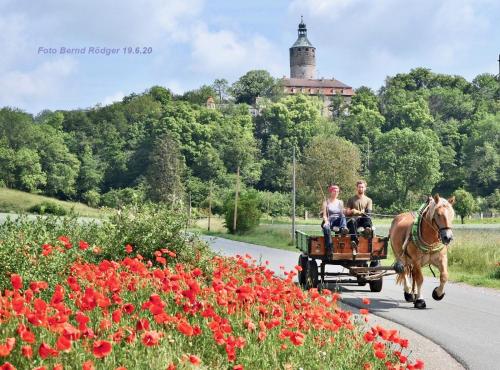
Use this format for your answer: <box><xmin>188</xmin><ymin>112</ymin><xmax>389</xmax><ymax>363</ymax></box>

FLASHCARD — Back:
<box><xmin>298</xmin><ymin>254</ymin><xmax>308</xmax><ymax>288</ymax></box>
<box><xmin>305</xmin><ymin>259</ymin><xmax>319</xmax><ymax>289</ymax></box>
<box><xmin>369</xmin><ymin>278</ymin><xmax>383</xmax><ymax>292</ymax></box>
<box><xmin>369</xmin><ymin>260</ymin><xmax>383</xmax><ymax>292</ymax></box>
<box><xmin>357</xmin><ymin>278</ymin><xmax>367</xmax><ymax>287</ymax></box>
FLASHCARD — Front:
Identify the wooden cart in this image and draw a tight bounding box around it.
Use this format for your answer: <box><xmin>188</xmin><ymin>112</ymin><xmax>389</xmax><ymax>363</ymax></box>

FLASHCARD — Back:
<box><xmin>295</xmin><ymin>230</ymin><xmax>398</xmax><ymax>292</ymax></box>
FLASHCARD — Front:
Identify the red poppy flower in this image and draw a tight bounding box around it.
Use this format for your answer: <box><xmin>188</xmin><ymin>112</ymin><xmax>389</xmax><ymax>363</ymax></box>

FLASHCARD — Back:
<box><xmin>414</xmin><ymin>359</ymin><xmax>424</xmax><ymax>369</ymax></box>
<box><xmin>17</xmin><ymin>324</ymin><xmax>35</xmax><ymax>343</ymax></box>
<box><xmin>188</xmin><ymin>355</ymin><xmax>201</xmax><ymax>366</ymax></box>
<box><xmin>0</xmin><ymin>363</ymin><xmax>16</xmax><ymax>370</ymax></box>
<box><xmin>122</xmin><ymin>303</ymin><xmax>135</xmax><ymax>314</ymax></box>
<box><xmin>21</xmin><ymin>345</ymin><xmax>33</xmax><ymax>358</ymax></box>
<box><xmin>79</xmin><ymin>240</ymin><xmax>89</xmax><ymax>250</ymax></box>
<box><xmin>360</xmin><ymin>309</ymin><xmax>369</xmax><ymax>315</ymax></box>
<box><xmin>233</xmin><ymin>365</ymin><xmax>244</xmax><ymax>370</ymax></box>
<box><xmin>374</xmin><ymin>350</ymin><xmax>386</xmax><ymax>359</ymax></box>
<box><xmin>0</xmin><ymin>338</ymin><xmax>16</xmax><ymax>357</ymax></box>
<box><xmin>82</xmin><ymin>360</ymin><xmax>95</xmax><ymax>370</ymax></box>
<box><xmin>177</xmin><ymin>321</ymin><xmax>194</xmax><ymax>336</ymax></box>
<box><xmin>141</xmin><ymin>331</ymin><xmax>161</xmax><ymax>346</ymax></box>
<box><xmin>10</xmin><ymin>274</ymin><xmax>22</xmax><ymax>290</ymax></box>
<box><xmin>56</xmin><ymin>335</ymin><xmax>71</xmax><ymax>351</ymax></box>
<box><xmin>125</xmin><ymin>244</ymin><xmax>133</xmax><ymax>254</ymax></box>
<box><xmin>38</xmin><ymin>342</ymin><xmax>58</xmax><ymax>359</ymax></box>
<box><xmin>53</xmin><ymin>364</ymin><xmax>63</xmax><ymax>370</ymax></box>
<box><xmin>362</xmin><ymin>298</ymin><xmax>371</xmax><ymax>305</ymax></box>
<box><xmin>166</xmin><ymin>364</ymin><xmax>176</xmax><ymax>370</ymax></box>
<box><xmin>92</xmin><ymin>340</ymin><xmax>112</xmax><ymax>358</ymax></box>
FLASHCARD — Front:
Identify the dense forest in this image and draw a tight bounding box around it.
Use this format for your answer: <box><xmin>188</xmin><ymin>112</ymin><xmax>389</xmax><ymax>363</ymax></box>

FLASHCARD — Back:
<box><xmin>1</xmin><ymin>68</ymin><xmax>499</xmax><ymax>216</ymax></box>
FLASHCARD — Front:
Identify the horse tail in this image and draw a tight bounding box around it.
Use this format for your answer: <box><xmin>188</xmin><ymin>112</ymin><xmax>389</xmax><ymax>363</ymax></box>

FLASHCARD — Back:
<box><xmin>395</xmin><ymin>264</ymin><xmax>413</xmax><ymax>286</ymax></box>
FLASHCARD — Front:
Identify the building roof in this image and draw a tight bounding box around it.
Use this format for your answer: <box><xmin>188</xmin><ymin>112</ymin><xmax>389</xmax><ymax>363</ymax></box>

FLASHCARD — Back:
<box><xmin>292</xmin><ymin>36</ymin><xmax>314</xmax><ymax>48</ymax></box>
<box><xmin>291</xmin><ymin>17</ymin><xmax>314</xmax><ymax>48</ymax></box>
<box><xmin>282</xmin><ymin>78</ymin><xmax>352</xmax><ymax>89</ymax></box>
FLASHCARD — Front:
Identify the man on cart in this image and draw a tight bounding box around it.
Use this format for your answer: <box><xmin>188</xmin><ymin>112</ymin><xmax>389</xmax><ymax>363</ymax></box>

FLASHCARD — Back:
<box><xmin>345</xmin><ymin>180</ymin><xmax>373</xmax><ymax>247</ymax></box>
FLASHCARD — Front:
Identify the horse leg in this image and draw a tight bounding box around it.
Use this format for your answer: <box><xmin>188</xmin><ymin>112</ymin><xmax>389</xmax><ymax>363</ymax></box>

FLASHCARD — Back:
<box><xmin>432</xmin><ymin>254</ymin><xmax>448</xmax><ymax>301</ymax></box>
<box><xmin>412</xmin><ymin>266</ymin><xmax>426</xmax><ymax>309</ymax></box>
<box><xmin>401</xmin><ymin>268</ymin><xmax>415</xmax><ymax>302</ymax></box>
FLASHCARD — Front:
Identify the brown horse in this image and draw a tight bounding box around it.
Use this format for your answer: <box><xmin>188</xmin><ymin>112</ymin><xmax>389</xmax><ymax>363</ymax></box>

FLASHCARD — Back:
<box><xmin>389</xmin><ymin>194</ymin><xmax>456</xmax><ymax>309</ymax></box>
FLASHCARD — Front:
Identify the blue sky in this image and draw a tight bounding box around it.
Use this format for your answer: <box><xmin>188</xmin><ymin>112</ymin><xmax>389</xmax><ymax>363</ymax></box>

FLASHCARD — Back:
<box><xmin>1</xmin><ymin>0</ymin><xmax>499</xmax><ymax>115</ymax></box>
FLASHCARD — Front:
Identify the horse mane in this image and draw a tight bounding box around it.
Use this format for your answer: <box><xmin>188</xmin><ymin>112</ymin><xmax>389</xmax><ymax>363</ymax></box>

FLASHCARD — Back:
<box><xmin>425</xmin><ymin>197</ymin><xmax>455</xmax><ymax>221</ymax></box>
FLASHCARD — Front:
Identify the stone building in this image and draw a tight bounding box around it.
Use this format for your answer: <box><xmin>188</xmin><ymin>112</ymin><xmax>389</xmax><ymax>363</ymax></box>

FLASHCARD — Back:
<box><xmin>283</xmin><ymin>17</ymin><xmax>354</xmax><ymax>115</ymax></box>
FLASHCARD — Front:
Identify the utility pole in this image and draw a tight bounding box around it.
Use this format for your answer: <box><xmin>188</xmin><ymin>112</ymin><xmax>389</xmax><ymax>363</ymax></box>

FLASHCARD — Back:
<box><xmin>498</xmin><ymin>53</ymin><xmax>500</xmax><ymax>77</ymax></box>
<box><xmin>188</xmin><ymin>192</ymin><xmax>192</xmax><ymax>226</ymax></box>
<box><xmin>233</xmin><ymin>166</ymin><xmax>240</xmax><ymax>232</ymax></box>
<box><xmin>292</xmin><ymin>147</ymin><xmax>296</xmax><ymax>246</ymax></box>
<box><xmin>208</xmin><ymin>181</ymin><xmax>212</xmax><ymax>232</ymax></box>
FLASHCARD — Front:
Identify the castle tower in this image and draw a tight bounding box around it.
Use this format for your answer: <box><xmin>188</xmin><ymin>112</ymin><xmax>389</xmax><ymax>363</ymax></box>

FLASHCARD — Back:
<box><xmin>289</xmin><ymin>17</ymin><xmax>316</xmax><ymax>79</ymax></box>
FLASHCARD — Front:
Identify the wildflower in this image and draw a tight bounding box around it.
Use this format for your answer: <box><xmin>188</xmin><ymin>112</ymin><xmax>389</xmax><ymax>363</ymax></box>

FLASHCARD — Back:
<box><xmin>79</xmin><ymin>240</ymin><xmax>89</xmax><ymax>250</ymax></box>
<box><xmin>374</xmin><ymin>350</ymin><xmax>386</xmax><ymax>359</ymax></box>
<box><xmin>362</xmin><ymin>298</ymin><xmax>371</xmax><ymax>305</ymax></box>
<box><xmin>0</xmin><ymin>338</ymin><xmax>16</xmax><ymax>357</ymax></box>
<box><xmin>10</xmin><ymin>274</ymin><xmax>22</xmax><ymax>290</ymax></box>
<box><xmin>177</xmin><ymin>321</ymin><xmax>194</xmax><ymax>336</ymax></box>
<box><xmin>141</xmin><ymin>331</ymin><xmax>162</xmax><ymax>346</ymax></box>
<box><xmin>0</xmin><ymin>363</ymin><xmax>16</xmax><ymax>370</ymax></box>
<box><xmin>188</xmin><ymin>355</ymin><xmax>201</xmax><ymax>366</ymax></box>
<box><xmin>21</xmin><ymin>345</ymin><xmax>33</xmax><ymax>358</ymax></box>
<box><xmin>56</xmin><ymin>335</ymin><xmax>71</xmax><ymax>351</ymax></box>
<box><xmin>82</xmin><ymin>360</ymin><xmax>95</xmax><ymax>370</ymax></box>
<box><xmin>360</xmin><ymin>308</ymin><xmax>369</xmax><ymax>315</ymax></box>
<box><xmin>125</xmin><ymin>244</ymin><xmax>133</xmax><ymax>254</ymax></box>
<box><xmin>38</xmin><ymin>342</ymin><xmax>58</xmax><ymax>359</ymax></box>
<box><xmin>93</xmin><ymin>340</ymin><xmax>112</xmax><ymax>358</ymax></box>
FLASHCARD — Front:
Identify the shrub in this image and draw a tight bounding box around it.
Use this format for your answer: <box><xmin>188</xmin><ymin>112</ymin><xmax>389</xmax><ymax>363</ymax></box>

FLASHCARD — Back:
<box><xmin>224</xmin><ymin>190</ymin><xmax>261</xmax><ymax>234</ymax></box>
<box><xmin>28</xmin><ymin>201</ymin><xmax>68</xmax><ymax>215</ymax></box>
<box><xmin>82</xmin><ymin>189</ymin><xmax>101</xmax><ymax>208</ymax></box>
<box><xmin>0</xmin><ymin>203</ymin><xmax>212</xmax><ymax>290</ymax></box>
<box><xmin>101</xmin><ymin>187</ymin><xmax>145</xmax><ymax>208</ymax></box>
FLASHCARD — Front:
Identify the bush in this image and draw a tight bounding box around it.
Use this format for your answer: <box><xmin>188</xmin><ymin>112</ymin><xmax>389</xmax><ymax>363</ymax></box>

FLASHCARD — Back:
<box><xmin>28</xmin><ymin>201</ymin><xmax>68</xmax><ymax>215</ymax></box>
<box><xmin>224</xmin><ymin>190</ymin><xmax>261</xmax><ymax>234</ymax></box>
<box><xmin>101</xmin><ymin>187</ymin><xmax>145</xmax><ymax>208</ymax></box>
<box><xmin>82</xmin><ymin>189</ymin><xmax>101</xmax><ymax>208</ymax></box>
<box><xmin>0</xmin><ymin>203</ymin><xmax>213</xmax><ymax>290</ymax></box>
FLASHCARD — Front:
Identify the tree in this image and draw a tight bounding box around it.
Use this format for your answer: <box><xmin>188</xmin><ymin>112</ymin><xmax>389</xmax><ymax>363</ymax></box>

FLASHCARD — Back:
<box><xmin>369</xmin><ymin>128</ymin><xmax>442</xmax><ymax>208</ymax></box>
<box><xmin>256</xmin><ymin>95</ymin><xmax>324</xmax><ymax>191</ymax></box>
<box><xmin>14</xmin><ymin>148</ymin><xmax>46</xmax><ymax>192</ymax></box>
<box><xmin>77</xmin><ymin>145</ymin><xmax>103</xmax><ymax>196</ymax></box>
<box><xmin>230</xmin><ymin>70</ymin><xmax>277</xmax><ymax>104</ymax></box>
<box><xmin>145</xmin><ymin>134</ymin><xmax>185</xmax><ymax>203</ymax></box>
<box><xmin>212</xmin><ymin>78</ymin><xmax>229</xmax><ymax>103</ymax></box>
<box><xmin>182</xmin><ymin>85</ymin><xmax>217</xmax><ymax>105</ymax></box>
<box><xmin>224</xmin><ymin>190</ymin><xmax>261</xmax><ymax>234</ymax></box>
<box><xmin>452</xmin><ymin>188</ymin><xmax>477</xmax><ymax>224</ymax></box>
<box><xmin>297</xmin><ymin>135</ymin><xmax>361</xmax><ymax>211</ymax></box>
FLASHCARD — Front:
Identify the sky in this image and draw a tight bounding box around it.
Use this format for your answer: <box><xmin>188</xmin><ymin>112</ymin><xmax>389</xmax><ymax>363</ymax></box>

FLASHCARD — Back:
<box><xmin>1</xmin><ymin>0</ymin><xmax>499</xmax><ymax>115</ymax></box>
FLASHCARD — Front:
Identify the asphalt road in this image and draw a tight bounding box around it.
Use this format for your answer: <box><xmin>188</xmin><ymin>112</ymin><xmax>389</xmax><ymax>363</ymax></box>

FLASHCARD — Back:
<box><xmin>201</xmin><ymin>235</ymin><xmax>500</xmax><ymax>370</ymax></box>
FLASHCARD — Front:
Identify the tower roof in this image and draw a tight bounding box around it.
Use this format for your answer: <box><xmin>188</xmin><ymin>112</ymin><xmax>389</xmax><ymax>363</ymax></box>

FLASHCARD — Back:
<box><xmin>291</xmin><ymin>16</ymin><xmax>314</xmax><ymax>48</ymax></box>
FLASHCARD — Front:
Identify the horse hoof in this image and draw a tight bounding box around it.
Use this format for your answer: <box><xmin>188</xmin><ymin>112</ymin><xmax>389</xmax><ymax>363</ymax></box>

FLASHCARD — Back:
<box><xmin>414</xmin><ymin>299</ymin><xmax>426</xmax><ymax>309</ymax></box>
<box><xmin>432</xmin><ymin>287</ymin><xmax>445</xmax><ymax>301</ymax></box>
<box><xmin>404</xmin><ymin>291</ymin><xmax>415</xmax><ymax>302</ymax></box>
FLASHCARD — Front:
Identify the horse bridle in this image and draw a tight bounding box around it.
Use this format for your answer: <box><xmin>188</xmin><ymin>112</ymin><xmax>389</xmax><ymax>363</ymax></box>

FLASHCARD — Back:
<box><xmin>423</xmin><ymin>203</ymin><xmax>452</xmax><ymax>243</ymax></box>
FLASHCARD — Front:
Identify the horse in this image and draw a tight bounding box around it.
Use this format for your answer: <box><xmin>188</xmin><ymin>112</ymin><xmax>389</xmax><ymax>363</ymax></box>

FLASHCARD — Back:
<box><xmin>389</xmin><ymin>194</ymin><xmax>456</xmax><ymax>309</ymax></box>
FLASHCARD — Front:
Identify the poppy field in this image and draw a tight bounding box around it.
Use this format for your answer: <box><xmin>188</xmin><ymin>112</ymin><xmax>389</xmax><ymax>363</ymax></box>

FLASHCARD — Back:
<box><xmin>0</xmin><ymin>207</ymin><xmax>424</xmax><ymax>369</ymax></box>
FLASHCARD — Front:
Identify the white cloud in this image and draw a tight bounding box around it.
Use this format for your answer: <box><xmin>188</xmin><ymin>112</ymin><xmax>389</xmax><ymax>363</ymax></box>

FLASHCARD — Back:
<box><xmin>0</xmin><ymin>57</ymin><xmax>77</xmax><ymax>109</ymax></box>
<box><xmin>188</xmin><ymin>23</ymin><xmax>284</xmax><ymax>77</ymax></box>
<box><xmin>101</xmin><ymin>91</ymin><xmax>125</xmax><ymax>106</ymax></box>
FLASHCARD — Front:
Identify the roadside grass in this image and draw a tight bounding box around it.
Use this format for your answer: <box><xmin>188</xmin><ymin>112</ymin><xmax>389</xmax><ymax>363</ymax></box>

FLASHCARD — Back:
<box><xmin>0</xmin><ymin>187</ymin><xmax>105</xmax><ymax>218</ymax></box>
<box><xmin>194</xmin><ymin>218</ymin><xmax>500</xmax><ymax>290</ymax></box>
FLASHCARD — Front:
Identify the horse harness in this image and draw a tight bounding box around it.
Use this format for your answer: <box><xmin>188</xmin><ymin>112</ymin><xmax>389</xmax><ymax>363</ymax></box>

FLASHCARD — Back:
<box><xmin>404</xmin><ymin>202</ymin><xmax>446</xmax><ymax>257</ymax></box>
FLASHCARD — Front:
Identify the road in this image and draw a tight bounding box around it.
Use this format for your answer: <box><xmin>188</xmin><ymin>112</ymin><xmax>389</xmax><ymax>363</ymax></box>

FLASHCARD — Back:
<box><xmin>201</xmin><ymin>235</ymin><xmax>500</xmax><ymax>370</ymax></box>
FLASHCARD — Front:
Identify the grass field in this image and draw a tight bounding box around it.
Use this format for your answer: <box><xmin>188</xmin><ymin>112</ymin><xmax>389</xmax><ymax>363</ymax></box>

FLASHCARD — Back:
<box><xmin>0</xmin><ymin>187</ymin><xmax>104</xmax><ymax>218</ymax></box>
<box><xmin>193</xmin><ymin>217</ymin><xmax>500</xmax><ymax>289</ymax></box>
